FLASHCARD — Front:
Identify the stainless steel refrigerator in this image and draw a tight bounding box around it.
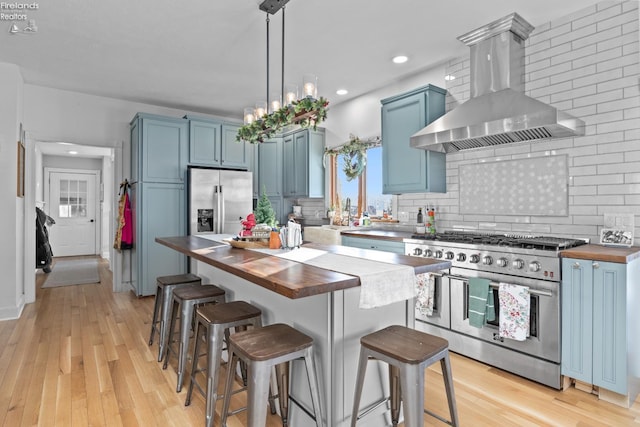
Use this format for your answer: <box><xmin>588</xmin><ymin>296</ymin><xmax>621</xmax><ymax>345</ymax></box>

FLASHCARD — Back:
<box><xmin>188</xmin><ymin>167</ymin><xmax>253</xmax><ymax>236</ymax></box>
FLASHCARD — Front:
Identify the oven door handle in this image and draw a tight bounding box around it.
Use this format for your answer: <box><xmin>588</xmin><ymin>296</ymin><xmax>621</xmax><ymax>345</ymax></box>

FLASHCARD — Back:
<box><xmin>430</xmin><ymin>272</ymin><xmax>553</xmax><ymax>298</ymax></box>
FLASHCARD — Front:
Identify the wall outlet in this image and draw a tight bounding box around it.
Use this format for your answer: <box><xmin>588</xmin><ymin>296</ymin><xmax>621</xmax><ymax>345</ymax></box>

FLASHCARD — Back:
<box><xmin>398</xmin><ymin>211</ymin><xmax>409</xmax><ymax>223</ymax></box>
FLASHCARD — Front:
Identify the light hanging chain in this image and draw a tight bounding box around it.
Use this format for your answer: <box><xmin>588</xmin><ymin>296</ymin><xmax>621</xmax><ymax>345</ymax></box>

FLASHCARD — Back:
<box><xmin>266</xmin><ymin>12</ymin><xmax>270</xmax><ymax>111</ymax></box>
<box><xmin>281</xmin><ymin>6</ymin><xmax>285</xmax><ymax>103</ymax></box>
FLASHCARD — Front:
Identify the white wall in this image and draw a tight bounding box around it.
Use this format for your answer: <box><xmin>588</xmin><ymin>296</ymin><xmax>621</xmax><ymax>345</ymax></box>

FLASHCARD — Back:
<box><xmin>323</xmin><ymin>65</ymin><xmax>447</xmax><ymax>149</ymax></box>
<box><xmin>0</xmin><ymin>63</ymin><xmax>25</xmax><ymax>319</ymax></box>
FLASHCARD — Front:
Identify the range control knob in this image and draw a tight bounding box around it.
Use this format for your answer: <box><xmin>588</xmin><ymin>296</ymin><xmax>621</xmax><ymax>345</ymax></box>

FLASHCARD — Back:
<box><xmin>496</xmin><ymin>258</ymin><xmax>508</xmax><ymax>267</ymax></box>
<box><xmin>483</xmin><ymin>256</ymin><xmax>493</xmax><ymax>265</ymax></box>
<box><xmin>529</xmin><ymin>261</ymin><xmax>541</xmax><ymax>272</ymax></box>
<box><xmin>445</xmin><ymin>251</ymin><xmax>455</xmax><ymax>260</ymax></box>
<box><xmin>425</xmin><ymin>249</ymin><xmax>433</xmax><ymax>257</ymax></box>
<box><xmin>469</xmin><ymin>254</ymin><xmax>480</xmax><ymax>264</ymax></box>
<box><xmin>456</xmin><ymin>253</ymin><xmax>466</xmax><ymax>262</ymax></box>
<box><xmin>434</xmin><ymin>250</ymin><xmax>444</xmax><ymax>259</ymax></box>
<box><xmin>513</xmin><ymin>259</ymin><xmax>525</xmax><ymax>269</ymax></box>
<box><xmin>413</xmin><ymin>248</ymin><xmax>423</xmax><ymax>256</ymax></box>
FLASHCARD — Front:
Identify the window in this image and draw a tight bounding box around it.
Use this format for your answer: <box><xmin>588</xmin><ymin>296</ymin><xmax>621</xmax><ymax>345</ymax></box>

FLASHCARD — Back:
<box><xmin>58</xmin><ymin>179</ymin><xmax>88</xmax><ymax>218</ymax></box>
<box><xmin>329</xmin><ymin>145</ymin><xmax>392</xmax><ymax>222</ymax></box>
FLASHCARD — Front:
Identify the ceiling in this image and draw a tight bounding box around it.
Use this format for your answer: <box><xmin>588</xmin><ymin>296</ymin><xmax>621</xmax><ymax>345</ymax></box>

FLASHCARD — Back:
<box><xmin>2</xmin><ymin>0</ymin><xmax>599</xmax><ymax>121</ymax></box>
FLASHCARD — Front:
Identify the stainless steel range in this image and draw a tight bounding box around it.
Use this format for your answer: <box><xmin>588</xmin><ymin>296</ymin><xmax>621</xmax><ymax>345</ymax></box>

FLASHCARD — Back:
<box><xmin>404</xmin><ymin>231</ymin><xmax>586</xmax><ymax>389</ymax></box>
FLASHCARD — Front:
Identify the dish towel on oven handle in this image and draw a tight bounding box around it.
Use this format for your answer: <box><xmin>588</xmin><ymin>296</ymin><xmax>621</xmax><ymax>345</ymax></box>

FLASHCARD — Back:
<box><xmin>468</xmin><ymin>277</ymin><xmax>495</xmax><ymax>327</ymax></box>
<box><xmin>415</xmin><ymin>273</ymin><xmax>435</xmax><ymax>317</ymax></box>
<box><xmin>498</xmin><ymin>283</ymin><xmax>530</xmax><ymax>341</ymax></box>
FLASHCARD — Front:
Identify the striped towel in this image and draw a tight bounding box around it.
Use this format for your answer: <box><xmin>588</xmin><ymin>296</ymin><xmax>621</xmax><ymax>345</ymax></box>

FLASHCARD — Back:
<box><xmin>468</xmin><ymin>277</ymin><xmax>494</xmax><ymax>328</ymax></box>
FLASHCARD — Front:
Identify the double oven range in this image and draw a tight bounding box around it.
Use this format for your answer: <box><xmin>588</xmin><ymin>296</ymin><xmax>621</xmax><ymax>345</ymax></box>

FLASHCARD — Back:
<box><xmin>405</xmin><ymin>231</ymin><xmax>586</xmax><ymax>389</ymax></box>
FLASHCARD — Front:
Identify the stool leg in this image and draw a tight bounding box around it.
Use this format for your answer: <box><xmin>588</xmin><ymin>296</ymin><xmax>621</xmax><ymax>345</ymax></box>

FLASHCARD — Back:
<box><xmin>220</xmin><ymin>350</ymin><xmax>239</xmax><ymax>427</ymax></box>
<box><xmin>275</xmin><ymin>362</ymin><xmax>290</xmax><ymax>427</ymax></box>
<box><xmin>176</xmin><ymin>300</ymin><xmax>195</xmax><ymax>392</ymax></box>
<box><xmin>205</xmin><ymin>323</ymin><xmax>226</xmax><ymax>424</ymax></box>
<box><xmin>158</xmin><ymin>286</ymin><xmax>173</xmax><ymax>362</ymax></box>
<box><xmin>185</xmin><ymin>319</ymin><xmax>204</xmax><ymax>406</ymax></box>
<box><xmin>388</xmin><ymin>365</ymin><xmax>401</xmax><ymax>427</ymax></box>
<box><xmin>440</xmin><ymin>354</ymin><xmax>459</xmax><ymax>427</ymax></box>
<box><xmin>162</xmin><ymin>298</ymin><xmax>179</xmax><ymax>369</ymax></box>
<box><xmin>350</xmin><ymin>348</ymin><xmax>369</xmax><ymax>427</ymax></box>
<box><xmin>303</xmin><ymin>347</ymin><xmax>323</xmax><ymax>427</ymax></box>
<box><xmin>246</xmin><ymin>360</ymin><xmax>271</xmax><ymax>427</ymax></box>
<box><xmin>398</xmin><ymin>363</ymin><xmax>424</xmax><ymax>427</ymax></box>
<box><xmin>149</xmin><ymin>285</ymin><xmax>162</xmax><ymax>345</ymax></box>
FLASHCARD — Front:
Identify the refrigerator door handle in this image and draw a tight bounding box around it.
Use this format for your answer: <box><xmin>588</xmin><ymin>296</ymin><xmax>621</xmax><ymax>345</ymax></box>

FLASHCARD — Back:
<box><xmin>219</xmin><ymin>185</ymin><xmax>225</xmax><ymax>234</ymax></box>
<box><xmin>213</xmin><ymin>185</ymin><xmax>220</xmax><ymax>234</ymax></box>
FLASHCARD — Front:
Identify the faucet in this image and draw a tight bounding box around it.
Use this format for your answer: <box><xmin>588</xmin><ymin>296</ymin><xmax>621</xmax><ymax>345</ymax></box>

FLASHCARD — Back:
<box><xmin>345</xmin><ymin>198</ymin><xmax>352</xmax><ymax>226</ymax></box>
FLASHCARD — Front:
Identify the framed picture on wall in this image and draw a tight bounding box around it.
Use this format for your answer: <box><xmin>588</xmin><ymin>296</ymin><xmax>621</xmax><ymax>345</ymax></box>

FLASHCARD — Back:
<box><xmin>17</xmin><ymin>123</ymin><xmax>25</xmax><ymax>198</ymax></box>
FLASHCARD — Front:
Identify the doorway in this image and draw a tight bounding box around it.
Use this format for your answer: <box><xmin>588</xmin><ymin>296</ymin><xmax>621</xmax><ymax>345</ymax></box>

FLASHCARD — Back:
<box><xmin>44</xmin><ymin>168</ymin><xmax>100</xmax><ymax>257</ymax></box>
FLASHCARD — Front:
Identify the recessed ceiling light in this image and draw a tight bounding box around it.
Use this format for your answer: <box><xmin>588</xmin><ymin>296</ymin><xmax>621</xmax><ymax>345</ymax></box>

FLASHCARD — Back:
<box><xmin>67</xmin><ymin>150</ymin><xmax>78</xmax><ymax>155</ymax></box>
<box><xmin>392</xmin><ymin>55</ymin><xmax>408</xmax><ymax>64</ymax></box>
<box><xmin>57</xmin><ymin>142</ymin><xmax>73</xmax><ymax>145</ymax></box>
<box><xmin>336</xmin><ymin>89</ymin><xmax>348</xmax><ymax>96</ymax></box>
<box><xmin>444</xmin><ymin>74</ymin><xmax>456</xmax><ymax>81</ymax></box>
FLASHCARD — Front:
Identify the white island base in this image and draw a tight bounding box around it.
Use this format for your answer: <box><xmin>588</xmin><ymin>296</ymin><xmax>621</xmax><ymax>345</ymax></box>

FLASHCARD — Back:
<box><xmin>194</xmin><ymin>260</ymin><xmax>414</xmax><ymax>427</ymax></box>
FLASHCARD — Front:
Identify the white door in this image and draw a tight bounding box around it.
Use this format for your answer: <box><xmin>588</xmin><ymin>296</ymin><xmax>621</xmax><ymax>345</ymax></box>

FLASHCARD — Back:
<box><xmin>47</xmin><ymin>170</ymin><xmax>99</xmax><ymax>257</ymax></box>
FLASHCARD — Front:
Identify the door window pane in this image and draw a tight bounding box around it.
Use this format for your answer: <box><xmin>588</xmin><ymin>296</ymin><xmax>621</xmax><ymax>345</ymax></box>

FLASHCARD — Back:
<box><xmin>58</xmin><ymin>178</ymin><xmax>88</xmax><ymax>218</ymax></box>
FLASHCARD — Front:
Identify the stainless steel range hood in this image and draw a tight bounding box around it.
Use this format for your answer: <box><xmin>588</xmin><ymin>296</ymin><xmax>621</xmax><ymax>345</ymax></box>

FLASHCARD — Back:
<box><xmin>411</xmin><ymin>13</ymin><xmax>585</xmax><ymax>153</ymax></box>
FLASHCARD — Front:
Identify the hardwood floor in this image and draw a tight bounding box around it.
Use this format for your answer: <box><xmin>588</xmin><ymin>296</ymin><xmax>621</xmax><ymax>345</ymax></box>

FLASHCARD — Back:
<box><xmin>0</xmin><ymin>257</ymin><xmax>638</xmax><ymax>426</ymax></box>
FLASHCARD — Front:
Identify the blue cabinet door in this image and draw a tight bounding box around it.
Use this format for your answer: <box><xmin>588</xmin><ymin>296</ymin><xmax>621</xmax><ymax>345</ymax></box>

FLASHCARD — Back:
<box><xmin>135</xmin><ymin>182</ymin><xmax>187</xmax><ymax>296</ymax></box>
<box><xmin>189</xmin><ymin>119</ymin><xmax>222</xmax><ymax>166</ymax></box>
<box><xmin>221</xmin><ymin>123</ymin><xmax>249</xmax><ymax>169</ymax></box>
<box><xmin>258</xmin><ymin>137</ymin><xmax>283</xmax><ymax>197</ymax></box>
<box><xmin>561</xmin><ymin>258</ymin><xmax>593</xmax><ymax>383</ymax></box>
<box><xmin>138</xmin><ymin>115</ymin><xmax>188</xmax><ymax>183</ymax></box>
<box><xmin>592</xmin><ymin>261</ymin><xmax>627</xmax><ymax>395</ymax></box>
<box><xmin>283</xmin><ymin>129</ymin><xmax>325</xmax><ymax>198</ymax></box>
<box><xmin>381</xmin><ymin>85</ymin><xmax>446</xmax><ymax>194</ymax></box>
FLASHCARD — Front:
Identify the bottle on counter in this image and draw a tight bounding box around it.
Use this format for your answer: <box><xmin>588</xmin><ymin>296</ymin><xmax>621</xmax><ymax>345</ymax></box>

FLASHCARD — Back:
<box><xmin>427</xmin><ymin>207</ymin><xmax>436</xmax><ymax>234</ymax></box>
<box><xmin>417</xmin><ymin>207</ymin><xmax>424</xmax><ymax>224</ymax></box>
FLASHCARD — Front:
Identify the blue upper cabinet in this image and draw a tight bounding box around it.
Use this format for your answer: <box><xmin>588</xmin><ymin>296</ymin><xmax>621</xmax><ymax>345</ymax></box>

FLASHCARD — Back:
<box><xmin>189</xmin><ymin>118</ymin><xmax>221</xmax><ymax>166</ymax></box>
<box><xmin>221</xmin><ymin>123</ymin><xmax>250</xmax><ymax>169</ymax></box>
<box><xmin>187</xmin><ymin>117</ymin><xmax>249</xmax><ymax>169</ymax></box>
<box><xmin>283</xmin><ymin>128</ymin><xmax>325</xmax><ymax>199</ymax></box>
<box><xmin>381</xmin><ymin>85</ymin><xmax>446</xmax><ymax>194</ymax></box>
<box><xmin>131</xmin><ymin>113</ymin><xmax>188</xmax><ymax>184</ymax></box>
<box><xmin>258</xmin><ymin>137</ymin><xmax>283</xmax><ymax>198</ymax></box>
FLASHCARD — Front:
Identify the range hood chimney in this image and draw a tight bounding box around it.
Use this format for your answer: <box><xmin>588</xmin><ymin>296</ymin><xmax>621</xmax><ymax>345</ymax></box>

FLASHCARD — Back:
<box><xmin>411</xmin><ymin>13</ymin><xmax>585</xmax><ymax>153</ymax></box>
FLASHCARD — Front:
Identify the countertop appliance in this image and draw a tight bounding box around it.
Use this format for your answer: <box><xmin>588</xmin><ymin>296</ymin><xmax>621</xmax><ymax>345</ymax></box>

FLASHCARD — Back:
<box><xmin>188</xmin><ymin>167</ymin><xmax>253</xmax><ymax>236</ymax></box>
<box><xmin>405</xmin><ymin>231</ymin><xmax>586</xmax><ymax>389</ymax></box>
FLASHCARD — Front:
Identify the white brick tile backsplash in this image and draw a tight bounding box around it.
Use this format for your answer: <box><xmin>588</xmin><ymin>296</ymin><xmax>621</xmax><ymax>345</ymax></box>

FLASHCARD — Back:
<box><xmin>393</xmin><ymin>3</ymin><xmax>638</xmax><ymax>242</ymax></box>
<box><xmin>574</xmin><ymin>173</ymin><xmax>624</xmax><ymax>185</ymax></box>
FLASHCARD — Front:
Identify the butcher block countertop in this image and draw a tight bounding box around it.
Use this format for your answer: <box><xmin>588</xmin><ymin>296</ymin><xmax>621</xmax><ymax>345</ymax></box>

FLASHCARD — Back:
<box><xmin>560</xmin><ymin>244</ymin><xmax>640</xmax><ymax>264</ymax></box>
<box><xmin>155</xmin><ymin>236</ymin><xmax>450</xmax><ymax>299</ymax></box>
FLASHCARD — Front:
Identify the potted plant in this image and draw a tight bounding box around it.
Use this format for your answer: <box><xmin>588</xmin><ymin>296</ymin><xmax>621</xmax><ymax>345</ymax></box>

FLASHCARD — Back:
<box><xmin>254</xmin><ymin>186</ymin><xmax>277</xmax><ymax>237</ymax></box>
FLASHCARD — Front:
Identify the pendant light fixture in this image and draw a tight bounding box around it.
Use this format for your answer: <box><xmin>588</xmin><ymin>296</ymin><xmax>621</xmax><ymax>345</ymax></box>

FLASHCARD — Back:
<box><xmin>237</xmin><ymin>0</ymin><xmax>329</xmax><ymax>144</ymax></box>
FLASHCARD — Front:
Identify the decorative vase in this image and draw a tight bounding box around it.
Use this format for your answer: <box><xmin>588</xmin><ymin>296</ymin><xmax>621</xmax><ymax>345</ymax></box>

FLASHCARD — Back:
<box><xmin>269</xmin><ymin>230</ymin><xmax>281</xmax><ymax>249</ymax></box>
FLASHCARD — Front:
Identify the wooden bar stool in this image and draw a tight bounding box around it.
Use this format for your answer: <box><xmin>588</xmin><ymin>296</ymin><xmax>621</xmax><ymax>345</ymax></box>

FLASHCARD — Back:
<box><xmin>162</xmin><ymin>284</ymin><xmax>226</xmax><ymax>392</ymax></box>
<box><xmin>185</xmin><ymin>301</ymin><xmax>264</xmax><ymax>427</ymax></box>
<box><xmin>351</xmin><ymin>325</ymin><xmax>459</xmax><ymax>427</ymax></box>
<box><xmin>220</xmin><ymin>323</ymin><xmax>324</xmax><ymax>427</ymax></box>
<box><xmin>149</xmin><ymin>273</ymin><xmax>201</xmax><ymax>362</ymax></box>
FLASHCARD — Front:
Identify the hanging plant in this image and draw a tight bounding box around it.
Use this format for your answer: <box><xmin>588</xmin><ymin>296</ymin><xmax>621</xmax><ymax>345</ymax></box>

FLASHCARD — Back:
<box><xmin>236</xmin><ymin>97</ymin><xmax>329</xmax><ymax>144</ymax></box>
<box><xmin>325</xmin><ymin>134</ymin><xmax>380</xmax><ymax>181</ymax></box>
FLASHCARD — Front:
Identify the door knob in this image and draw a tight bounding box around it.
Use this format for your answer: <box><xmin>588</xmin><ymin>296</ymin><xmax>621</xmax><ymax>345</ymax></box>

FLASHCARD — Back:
<box><xmin>90</xmin><ymin>219</ymin><xmax>95</xmax><ymax>222</ymax></box>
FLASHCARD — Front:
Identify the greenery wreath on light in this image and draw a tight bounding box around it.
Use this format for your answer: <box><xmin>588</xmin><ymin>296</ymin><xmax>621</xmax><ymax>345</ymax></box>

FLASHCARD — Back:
<box><xmin>325</xmin><ymin>134</ymin><xmax>379</xmax><ymax>181</ymax></box>
<box><xmin>236</xmin><ymin>97</ymin><xmax>329</xmax><ymax>144</ymax></box>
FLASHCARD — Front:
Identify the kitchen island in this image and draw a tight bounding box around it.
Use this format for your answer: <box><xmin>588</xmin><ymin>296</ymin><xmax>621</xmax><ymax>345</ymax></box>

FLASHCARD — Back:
<box><xmin>156</xmin><ymin>235</ymin><xmax>451</xmax><ymax>427</ymax></box>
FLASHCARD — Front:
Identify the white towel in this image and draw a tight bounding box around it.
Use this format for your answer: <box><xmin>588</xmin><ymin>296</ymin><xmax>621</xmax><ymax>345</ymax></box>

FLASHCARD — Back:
<box><xmin>249</xmin><ymin>247</ymin><xmax>416</xmax><ymax>309</ymax></box>
<box><xmin>415</xmin><ymin>273</ymin><xmax>435</xmax><ymax>317</ymax></box>
<box><xmin>498</xmin><ymin>283</ymin><xmax>530</xmax><ymax>341</ymax></box>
